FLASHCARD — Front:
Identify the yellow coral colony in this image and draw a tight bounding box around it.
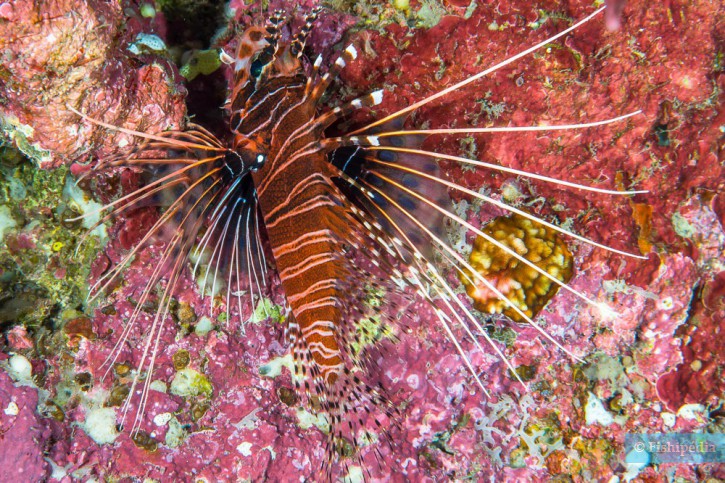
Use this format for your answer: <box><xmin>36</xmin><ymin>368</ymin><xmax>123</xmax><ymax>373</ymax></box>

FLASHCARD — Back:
<box><xmin>462</xmin><ymin>214</ymin><xmax>574</xmax><ymax>322</ymax></box>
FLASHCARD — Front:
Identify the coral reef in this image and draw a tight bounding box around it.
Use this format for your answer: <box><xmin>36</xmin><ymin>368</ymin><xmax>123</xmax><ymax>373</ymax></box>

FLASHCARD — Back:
<box><xmin>0</xmin><ymin>0</ymin><xmax>186</xmax><ymax>168</ymax></box>
<box><xmin>0</xmin><ymin>0</ymin><xmax>723</xmax><ymax>481</ymax></box>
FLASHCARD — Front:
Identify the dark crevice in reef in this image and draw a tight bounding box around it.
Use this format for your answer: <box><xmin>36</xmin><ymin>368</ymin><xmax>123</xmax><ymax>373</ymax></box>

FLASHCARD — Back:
<box><xmin>158</xmin><ymin>0</ymin><xmax>233</xmax><ymax>140</ymax></box>
<box><xmin>0</xmin><ymin>282</ymin><xmax>59</xmax><ymax>333</ymax></box>
<box><xmin>158</xmin><ymin>0</ymin><xmax>227</xmax><ymax>49</ymax></box>
<box><xmin>185</xmin><ymin>69</ymin><xmax>230</xmax><ymax>140</ymax></box>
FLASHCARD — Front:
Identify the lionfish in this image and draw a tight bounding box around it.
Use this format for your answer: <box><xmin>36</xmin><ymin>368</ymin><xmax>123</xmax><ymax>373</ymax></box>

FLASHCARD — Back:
<box><xmin>69</xmin><ymin>4</ymin><xmax>645</xmax><ymax>478</ymax></box>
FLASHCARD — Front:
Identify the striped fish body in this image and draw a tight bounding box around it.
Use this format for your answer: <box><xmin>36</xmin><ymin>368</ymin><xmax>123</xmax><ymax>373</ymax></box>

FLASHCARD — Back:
<box><xmin>231</xmin><ymin>31</ymin><xmax>352</xmax><ymax>384</ymax></box>
<box><xmin>253</xmin><ymin>143</ymin><xmax>350</xmax><ymax>384</ymax></box>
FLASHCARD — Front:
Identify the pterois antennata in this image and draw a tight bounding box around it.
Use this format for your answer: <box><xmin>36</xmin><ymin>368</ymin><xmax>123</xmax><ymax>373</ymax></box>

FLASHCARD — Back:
<box><xmin>69</xmin><ymin>3</ymin><xmax>646</xmax><ymax>479</ymax></box>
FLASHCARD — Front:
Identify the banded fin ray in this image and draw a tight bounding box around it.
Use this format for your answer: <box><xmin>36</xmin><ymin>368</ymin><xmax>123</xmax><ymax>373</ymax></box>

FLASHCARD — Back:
<box><xmin>330</xmin><ymin>124</ymin><xmax>450</xmax><ymax>262</ymax></box>
<box><xmin>349</xmin><ymin>5</ymin><xmax>608</xmax><ymax>136</ymax></box>
<box><xmin>314</xmin><ymin>3</ymin><xmax>646</xmax><ymax>406</ymax></box>
<box><xmin>67</xmin><ymin>107</ymin><xmax>271</xmax><ymax>433</ymax></box>
<box><xmin>343</xmin><ymin>166</ymin><xmax>579</xmax><ymax>374</ymax></box>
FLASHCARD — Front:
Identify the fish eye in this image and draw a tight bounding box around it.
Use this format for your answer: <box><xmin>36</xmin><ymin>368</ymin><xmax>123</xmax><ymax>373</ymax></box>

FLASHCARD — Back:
<box><xmin>249</xmin><ymin>47</ymin><xmax>274</xmax><ymax>79</ymax></box>
<box><xmin>250</xmin><ymin>58</ymin><xmax>265</xmax><ymax>78</ymax></box>
<box><xmin>252</xmin><ymin>153</ymin><xmax>266</xmax><ymax>170</ymax></box>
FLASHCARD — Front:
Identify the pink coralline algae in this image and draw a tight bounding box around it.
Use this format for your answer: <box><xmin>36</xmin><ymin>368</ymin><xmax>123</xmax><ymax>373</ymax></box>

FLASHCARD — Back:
<box><xmin>656</xmin><ymin>194</ymin><xmax>725</xmax><ymax>413</ymax></box>
<box><xmin>0</xmin><ymin>365</ymin><xmax>50</xmax><ymax>481</ymax></box>
<box><xmin>0</xmin><ymin>0</ymin><xmax>186</xmax><ymax>169</ymax></box>
<box><xmin>0</xmin><ymin>0</ymin><xmax>723</xmax><ymax>481</ymax></box>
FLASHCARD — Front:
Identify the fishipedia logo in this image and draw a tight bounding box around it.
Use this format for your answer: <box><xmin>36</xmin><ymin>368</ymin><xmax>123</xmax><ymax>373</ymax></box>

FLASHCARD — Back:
<box><xmin>625</xmin><ymin>433</ymin><xmax>725</xmax><ymax>465</ymax></box>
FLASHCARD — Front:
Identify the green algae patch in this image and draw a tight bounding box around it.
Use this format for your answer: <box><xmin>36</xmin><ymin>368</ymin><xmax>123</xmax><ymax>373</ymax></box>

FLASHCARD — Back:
<box><xmin>139</xmin><ymin>3</ymin><xmax>157</xmax><ymax>18</ymax></box>
<box><xmin>295</xmin><ymin>407</ymin><xmax>330</xmax><ymax>432</ymax></box>
<box><xmin>348</xmin><ymin>285</ymin><xmax>396</xmax><ymax>357</ymax></box>
<box><xmin>194</xmin><ymin>316</ymin><xmax>214</xmax><ymax>336</ymax></box>
<box><xmin>350</xmin><ymin>314</ymin><xmax>394</xmax><ymax>357</ymax></box>
<box><xmin>0</xmin><ymin>153</ymin><xmax>100</xmax><ymax>328</ymax></box>
<box><xmin>582</xmin><ymin>353</ymin><xmax>627</xmax><ymax>386</ymax></box>
<box><xmin>0</xmin><ymin>204</ymin><xmax>17</xmax><ymax>242</ymax></box>
<box><xmin>165</xmin><ymin>416</ymin><xmax>188</xmax><ymax>448</ymax></box>
<box><xmin>249</xmin><ymin>297</ymin><xmax>285</xmax><ymax>324</ymax></box>
<box><xmin>258</xmin><ymin>354</ymin><xmax>293</xmax><ymax>379</ymax></box>
<box><xmin>0</xmin><ymin>114</ymin><xmax>52</xmax><ymax>165</ymax></box>
<box><xmin>672</xmin><ymin>211</ymin><xmax>696</xmax><ymax>239</ymax></box>
<box><xmin>326</xmin><ymin>0</ymin><xmax>446</xmax><ymax>33</ymax></box>
<box><xmin>170</xmin><ymin>368</ymin><xmax>213</xmax><ymax>398</ymax></box>
<box><xmin>414</xmin><ymin>0</ymin><xmax>447</xmax><ymax>29</ymax></box>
